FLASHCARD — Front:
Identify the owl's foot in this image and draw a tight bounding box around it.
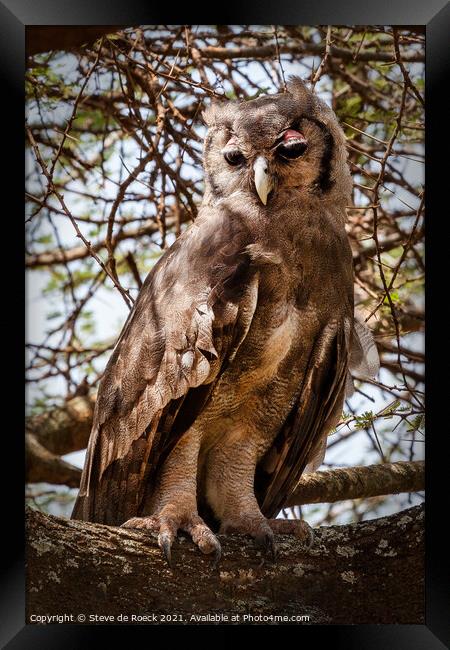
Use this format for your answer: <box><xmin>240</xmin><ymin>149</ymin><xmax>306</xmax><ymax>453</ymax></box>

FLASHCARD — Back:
<box><xmin>267</xmin><ymin>518</ymin><xmax>315</xmax><ymax>548</ymax></box>
<box><xmin>121</xmin><ymin>507</ymin><xmax>221</xmax><ymax>569</ymax></box>
<box><xmin>220</xmin><ymin>516</ymin><xmax>277</xmax><ymax>560</ymax></box>
<box><xmin>219</xmin><ymin>516</ymin><xmax>314</xmax><ymax>560</ymax></box>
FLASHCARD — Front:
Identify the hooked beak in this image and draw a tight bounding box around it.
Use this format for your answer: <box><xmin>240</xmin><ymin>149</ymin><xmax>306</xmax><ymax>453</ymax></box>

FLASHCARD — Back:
<box><xmin>253</xmin><ymin>156</ymin><xmax>273</xmax><ymax>205</ymax></box>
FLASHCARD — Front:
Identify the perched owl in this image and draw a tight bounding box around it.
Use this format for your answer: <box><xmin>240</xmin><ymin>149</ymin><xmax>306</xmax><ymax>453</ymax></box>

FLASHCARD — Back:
<box><xmin>72</xmin><ymin>76</ymin><xmax>378</xmax><ymax>566</ymax></box>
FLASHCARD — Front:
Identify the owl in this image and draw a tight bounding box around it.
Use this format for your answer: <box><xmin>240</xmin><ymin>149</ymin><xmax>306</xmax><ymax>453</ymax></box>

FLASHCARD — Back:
<box><xmin>72</xmin><ymin>76</ymin><xmax>378</xmax><ymax>566</ymax></box>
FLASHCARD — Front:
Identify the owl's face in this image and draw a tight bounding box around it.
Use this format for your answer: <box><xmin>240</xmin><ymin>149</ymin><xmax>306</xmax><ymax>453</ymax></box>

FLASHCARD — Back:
<box><xmin>202</xmin><ymin>77</ymin><xmax>351</xmax><ymax>210</ymax></box>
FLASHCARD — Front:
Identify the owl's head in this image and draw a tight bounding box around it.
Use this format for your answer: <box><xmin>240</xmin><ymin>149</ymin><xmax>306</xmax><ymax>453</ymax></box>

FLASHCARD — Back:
<box><xmin>202</xmin><ymin>76</ymin><xmax>352</xmax><ymax>211</ymax></box>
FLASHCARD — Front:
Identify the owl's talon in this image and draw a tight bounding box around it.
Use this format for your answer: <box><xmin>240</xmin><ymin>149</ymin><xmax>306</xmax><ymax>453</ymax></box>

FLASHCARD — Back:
<box><xmin>266</xmin><ymin>517</ymin><xmax>314</xmax><ymax>550</ymax></box>
<box><xmin>211</xmin><ymin>545</ymin><xmax>222</xmax><ymax>570</ymax></box>
<box><xmin>255</xmin><ymin>531</ymin><xmax>277</xmax><ymax>560</ymax></box>
<box><xmin>122</xmin><ymin>510</ymin><xmax>221</xmax><ymax>567</ymax></box>
<box><xmin>305</xmin><ymin>525</ymin><xmax>315</xmax><ymax>550</ymax></box>
<box><xmin>158</xmin><ymin>532</ymin><xmax>173</xmax><ymax>568</ymax></box>
<box><xmin>270</xmin><ymin>538</ymin><xmax>278</xmax><ymax>561</ymax></box>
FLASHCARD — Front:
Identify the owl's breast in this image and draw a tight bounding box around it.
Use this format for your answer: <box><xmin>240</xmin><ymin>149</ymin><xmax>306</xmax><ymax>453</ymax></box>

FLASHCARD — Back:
<box><xmin>233</xmin><ymin>304</ymin><xmax>301</xmax><ymax>384</ymax></box>
<box><xmin>196</xmin><ymin>299</ymin><xmax>321</xmax><ymax>456</ymax></box>
<box><xmin>212</xmin><ymin>296</ymin><xmax>318</xmax><ymax>415</ymax></box>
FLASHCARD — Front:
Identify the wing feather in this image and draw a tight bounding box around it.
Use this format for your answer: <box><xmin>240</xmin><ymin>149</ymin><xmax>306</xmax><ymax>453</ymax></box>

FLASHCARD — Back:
<box><xmin>345</xmin><ymin>316</ymin><xmax>380</xmax><ymax>397</ymax></box>
<box><xmin>256</xmin><ymin>319</ymin><xmax>349</xmax><ymax>518</ymax></box>
<box><xmin>72</xmin><ymin>207</ymin><xmax>259</xmax><ymax>524</ymax></box>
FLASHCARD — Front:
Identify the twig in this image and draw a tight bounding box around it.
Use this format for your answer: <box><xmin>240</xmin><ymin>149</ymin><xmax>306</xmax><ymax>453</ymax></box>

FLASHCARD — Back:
<box><xmin>311</xmin><ymin>26</ymin><xmax>332</xmax><ymax>88</ymax></box>
<box><xmin>26</xmin><ymin>125</ymin><xmax>133</xmax><ymax>309</ymax></box>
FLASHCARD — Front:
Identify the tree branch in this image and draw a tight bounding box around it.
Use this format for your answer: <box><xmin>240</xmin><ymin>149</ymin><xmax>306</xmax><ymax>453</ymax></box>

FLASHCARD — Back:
<box><xmin>26</xmin><ymin>395</ymin><xmax>95</xmax><ymax>456</ymax></box>
<box><xmin>26</xmin><ymin>433</ymin><xmax>81</xmax><ymax>488</ymax></box>
<box><xmin>25</xmin><ymin>213</ymin><xmax>188</xmax><ymax>268</ymax></box>
<box><xmin>286</xmin><ymin>460</ymin><xmax>424</xmax><ymax>507</ymax></box>
<box><xmin>142</xmin><ymin>41</ymin><xmax>424</xmax><ymax>64</ymax></box>
<box><xmin>25</xmin><ymin>504</ymin><xmax>424</xmax><ymax>624</ymax></box>
<box><xmin>26</xmin><ymin>26</ymin><xmax>128</xmax><ymax>58</ymax></box>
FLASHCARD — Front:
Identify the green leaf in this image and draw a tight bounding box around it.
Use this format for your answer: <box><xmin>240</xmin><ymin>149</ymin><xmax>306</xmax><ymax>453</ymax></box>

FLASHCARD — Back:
<box><xmin>47</xmin><ymin>311</ymin><xmax>62</xmax><ymax>320</ymax></box>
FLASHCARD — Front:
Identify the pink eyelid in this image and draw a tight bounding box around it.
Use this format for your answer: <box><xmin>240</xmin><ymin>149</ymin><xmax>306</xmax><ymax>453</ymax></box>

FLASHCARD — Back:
<box><xmin>283</xmin><ymin>129</ymin><xmax>307</xmax><ymax>142</ymax></box>
<box><xmin>224</xmin><ymin>136</ymin><xmax>239</xmax><ymax>148</ymax></box>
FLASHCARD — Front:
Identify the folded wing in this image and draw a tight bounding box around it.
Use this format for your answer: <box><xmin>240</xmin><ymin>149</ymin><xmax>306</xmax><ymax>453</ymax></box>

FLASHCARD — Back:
<box><xmin>72</xmin><ymin>208</ymin><xmax>258</xmax><ymax>524</ymax></box>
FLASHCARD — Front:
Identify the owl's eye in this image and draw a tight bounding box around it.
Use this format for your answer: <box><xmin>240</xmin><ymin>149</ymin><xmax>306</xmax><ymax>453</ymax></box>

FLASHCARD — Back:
<box><xmin>276</xmin><ymin>129</ymin><xmax>308</xmax><ymax>160</ymax></box>
<box><xmin>224</xmin><ymin>149</ymin><xmax>245</xmax><ymax>166</ymax></box>
<box><xmin>276</xmin><ymin>139</ymin><xmax>308</xmax><ymax>160</ymax></box>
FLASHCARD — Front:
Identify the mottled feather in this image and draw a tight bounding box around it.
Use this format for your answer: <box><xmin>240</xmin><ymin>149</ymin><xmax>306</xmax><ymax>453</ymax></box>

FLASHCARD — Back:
<box><xmin>72</xmin><ymin>206</ymin><xmax>259</xmax><ymax>524</ymax></box>
<box><xmin>72</xmin><ymin>76</ymin><xmax>376</xmax><ymax>540</ymax></box>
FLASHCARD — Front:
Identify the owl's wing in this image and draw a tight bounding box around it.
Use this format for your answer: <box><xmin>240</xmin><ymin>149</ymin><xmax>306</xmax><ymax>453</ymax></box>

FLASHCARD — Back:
<box><xmin>72</xmin><ymin>208</ymin><xmax>258</xmax><ymax>525</ymax></box>
<box><xmin>256</xmin><ymin>319</ymin><xmax>349</xmax><ymax>518</ymax></box>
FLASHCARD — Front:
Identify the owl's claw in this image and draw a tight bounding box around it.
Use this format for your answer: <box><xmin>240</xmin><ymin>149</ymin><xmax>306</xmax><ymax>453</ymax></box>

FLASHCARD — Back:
<box><xmin>305</xmin><ymin>525</ymin><xmax>315</xmax><ymax>550</ymax></box>
<box><xmin>185</xmin><ymin>517</ymin><xmax>222</xmax><ymax>568</ymax></box>
<box><xmin>267</xmin><ymin>517</ymin><xmax>315</xmax><ymax>550</ymax></box>
<box><xmin>221</xmin><ymin>518</ymin><xmax>279</xmax><ymax>561</ymax></box>
<box><xmin>255</xmin><ymin>531</ymin><xmax>278</xmax><ymax>561</ymax></box>
<box><xmin>158</xmin><ymin>532</ymin><xmax>173</xmax><ymax>568</ymax></box>
<box><xmin>211</xmin><ymin>544</ymin><xmax>222</xmax><ymax>570</ymax></box>
<box><xmin>121</xmin><ymin>510</ymin><xmax>221</xmax><ymax>569</ymax></box>
<box><xmin>269</xmin><ymin>536</ymin><xmax>278</xmax><ymax>561</ymax></box>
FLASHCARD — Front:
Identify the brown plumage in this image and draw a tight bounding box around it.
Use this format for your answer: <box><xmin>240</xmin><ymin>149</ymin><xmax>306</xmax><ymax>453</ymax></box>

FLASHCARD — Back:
<box><xmin>72</xmin><ymin>77</ymin><xmax>378</xmax><ymax>565</ymax></box>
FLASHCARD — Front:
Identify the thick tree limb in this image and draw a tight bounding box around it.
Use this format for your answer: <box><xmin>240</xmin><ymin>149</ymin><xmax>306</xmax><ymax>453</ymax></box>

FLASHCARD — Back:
<box><xmin>26</xmin><ymin>27</ymin><xmax>424</xmax><ymax>63</ymax></box>
<box><xmin>26</xmin><ymin>395</ymin><xmax>95</xmax><ymax>456</ymax></box>
<box><xmin>143</xmin><ymin>41</ymin><xmax>424</xmax><ymax>64</ymax></box>
<box><xmin>25</xmin><ymin>433</ymin><xmax>81</xmax><ymax>488</ymax></box>
<box><xmin>287</xmin><ymin>460</ymin><xmax>424</xmax><ymax>507</ymax></box>
<box><xmin>26</xmin><ymin>26</ymin><xmax>127</xmax><ymax>58</ymax></box>
<box><xmin>25</xmin><ymin>505</ymin><xmax>424</xmax><ymax>624</ymax></box>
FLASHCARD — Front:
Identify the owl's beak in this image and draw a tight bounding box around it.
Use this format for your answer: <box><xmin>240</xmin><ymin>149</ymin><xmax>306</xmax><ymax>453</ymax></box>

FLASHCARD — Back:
<box><xmin>253</xmin><ymin>156</ymin><xmax>273</xmax><ymax>205</ymax></box>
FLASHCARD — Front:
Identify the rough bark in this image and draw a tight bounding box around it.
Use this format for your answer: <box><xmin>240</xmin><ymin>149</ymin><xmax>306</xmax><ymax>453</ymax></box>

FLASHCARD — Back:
<box><xmin>286</xmin><ymin>460</ymin><xmax>424</xmax><ymax>507</ymax></box>
<box><xmin>26</xmin><ymin>395</ymin><xmax>95</xmax><ymax>457</ymax></box>
<box><xmin>25</xmin><ymin>433</ymin><xmax>81</xmax><ymax>488</ymax></box>
<box><xmin>26</xmin><ymin>504</ymin><xmax>424</xmax><ymax>625</ymax></box>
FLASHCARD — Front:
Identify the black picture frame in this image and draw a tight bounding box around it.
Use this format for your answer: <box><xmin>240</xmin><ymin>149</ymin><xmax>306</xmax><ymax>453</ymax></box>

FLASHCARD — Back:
<box><xmin>4</xmin><ymin>0</ymin><xmax>449</xmax><ymax>645</ymax></box>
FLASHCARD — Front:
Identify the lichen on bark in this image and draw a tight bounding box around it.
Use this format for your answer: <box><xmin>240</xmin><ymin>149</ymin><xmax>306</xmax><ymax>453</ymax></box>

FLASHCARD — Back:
<box><xmin>26</xmin><ymin>504</ymin><xmax>424</xmax><ymax>625</ymax></box>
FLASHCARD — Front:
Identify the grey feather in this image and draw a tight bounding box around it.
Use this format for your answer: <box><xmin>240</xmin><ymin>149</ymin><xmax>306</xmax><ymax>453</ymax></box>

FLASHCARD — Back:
<box><xmin>345</xmin><ymin>317</ymin><xmax>380</xmax><ymax>397</ymax></box>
